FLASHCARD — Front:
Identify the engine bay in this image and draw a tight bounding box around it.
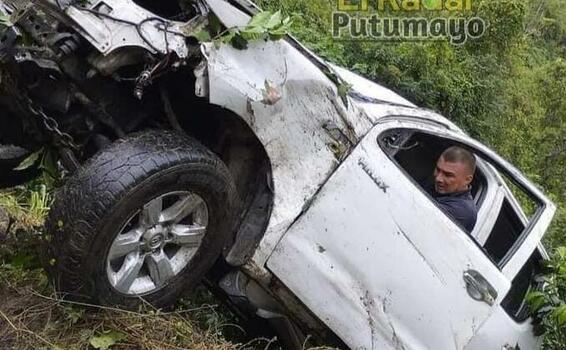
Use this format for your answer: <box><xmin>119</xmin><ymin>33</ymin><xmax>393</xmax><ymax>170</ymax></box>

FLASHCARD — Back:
<box><xmin>0</xmin><ymin>0</ymin><xmax>212</xmax><ymax>165</ymax></box>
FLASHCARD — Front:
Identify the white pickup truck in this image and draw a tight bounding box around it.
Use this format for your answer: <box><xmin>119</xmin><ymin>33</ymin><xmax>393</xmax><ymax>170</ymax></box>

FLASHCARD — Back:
<box><xmin>0</xmin><ymin>1</ymin><xmax>556</xmax><ymax>349</ymax></box>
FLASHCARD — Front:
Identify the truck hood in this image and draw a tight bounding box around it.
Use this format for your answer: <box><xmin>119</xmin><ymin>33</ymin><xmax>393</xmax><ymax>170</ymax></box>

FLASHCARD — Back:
<box><xmin>329</xmin><ymin>64</ymin><xmax>417</xmax><ymax>108</ymax></box>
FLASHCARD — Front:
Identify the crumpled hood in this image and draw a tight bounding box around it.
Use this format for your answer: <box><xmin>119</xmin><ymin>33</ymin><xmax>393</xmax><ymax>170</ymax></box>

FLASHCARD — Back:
<box><xmin>329</xmin><ymin>64</ymin><xmax>417</xmax><ymax>108</ymax></box>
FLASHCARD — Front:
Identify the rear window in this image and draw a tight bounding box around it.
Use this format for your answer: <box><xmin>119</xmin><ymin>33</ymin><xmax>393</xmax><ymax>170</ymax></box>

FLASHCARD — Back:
<box><xmin>484</xmin><ymin>199</ymin><xmax>526</xmax><ymax>263</ymax></box>
<box><xmin>501</xmin><ymin>250</ymin><xmax>543</xmax><ymax>322</ymax></box>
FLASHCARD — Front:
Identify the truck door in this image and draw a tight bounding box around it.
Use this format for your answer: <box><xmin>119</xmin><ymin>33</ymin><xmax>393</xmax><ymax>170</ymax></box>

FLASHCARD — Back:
<box><xmin>266</xmin><ymin>119</ymin><xmax>555</xmax><ymax>349</ymax></box>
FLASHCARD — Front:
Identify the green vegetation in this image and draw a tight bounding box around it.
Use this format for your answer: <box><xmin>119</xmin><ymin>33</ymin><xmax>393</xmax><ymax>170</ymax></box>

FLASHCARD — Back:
<box><xmin>0</xmin><ymin>186</ymin><xmax>284</xmax><ymax>349</ymax></box>
<box><xmin>527</xmin><ymin>247</ymin><xmax>566</xmax><ymax>349</ymax></box>
<box><xmin>0</xmin><ymin>261</ymin><xmax>250</xmax><ymax>349</ymax></box>
<box><xmin>219</xmin><ymin>10</ymin><xmax>295</xmax><ymax>49</ymax></box>
<box><xmin>1</xmin><ymin>0</ymin><xmax>564</xmax><ymax>348</ymax></box>
<box><xmin>255</xmin><ymin>0</ymin><xmax>565</xmax><ymax>247</ymax></box>
<box><xmin>255</xmin><ymin>0</ymin><xmax>565</xmax><ymax>346</ymax></box>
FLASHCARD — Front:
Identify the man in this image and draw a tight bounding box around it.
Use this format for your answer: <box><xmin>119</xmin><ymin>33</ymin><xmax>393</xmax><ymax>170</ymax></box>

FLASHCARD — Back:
<box><xmin>430</xmin><ymin>146</ymin><xmax>478</xmax><ymax>233</ymax></box>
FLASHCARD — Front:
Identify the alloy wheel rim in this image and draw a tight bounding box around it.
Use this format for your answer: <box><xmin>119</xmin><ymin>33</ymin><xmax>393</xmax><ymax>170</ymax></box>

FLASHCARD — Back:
<box><xmin>106</xmin><ymin>191</ymin><xmax>209</xmax><ymax>295</ymax></box>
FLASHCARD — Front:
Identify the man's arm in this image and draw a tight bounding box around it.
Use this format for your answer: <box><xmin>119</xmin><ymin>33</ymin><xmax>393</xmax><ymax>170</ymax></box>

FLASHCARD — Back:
<box><xmin>435</xmin><ymin>197</ymin><xmax>477</xmax><ymax>233</ymax></box>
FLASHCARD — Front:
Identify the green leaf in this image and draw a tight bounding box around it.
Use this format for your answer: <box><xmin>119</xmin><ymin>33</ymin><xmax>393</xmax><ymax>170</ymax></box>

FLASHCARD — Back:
<box><xmin>14</xmin><ymin>150</ymin><xmax>42</xmax><ymax>171</ymax></box>
<box><xmin>338</xmin><ymin>82</ymin><xmax>353</xmax><ymax>99</ymax></box>
<box><xmin>247</xmin><ymin>11</ymin><xmax>272</xmax><ymax>28</ymax></box>
<box><xmin>551</xmin><ymin>305</ymin><xmax>566</xmax><ymax>326</ymax></box>
<box><xmin>240</xmin><ymin>31</ymin><xmax>264</xmax><ymax>42</ymax></box>
<box><xmin>219</xmin><ymin>10</ymin><xmax>291</xmax><ymax>49</ymax></box>
<box><xmin>265</xmin><ymin>10</ymin><xmax>283</xmax><ymax>30</ymax></box>
<box><xmin>555</xmin><ymin>247</ymin><xmax>566</xmax><ymax>261</ymax></box>
<box><xmin>230</xmin><ymin>34</ymin><xmax>249</xmax><ymax>50</ymax></box>
<box><xmin>64</xmin><ymin>306</ymin><xmax>85</xmax><ymax>325</ymax></box>
<box><xmin>193</xmin><ymin>30</ymin><xmax>211</xmax><ymax>42</ymax></box>
<box><xmin>0</xmin><ymin>14</ymin><xmax>12</xmax><ymax>27</ymax></box>
<box><xmin>89</xmin><ymin>331</ymin><xmax>125</xmax><ymax>350</ymax></box>
<box><xmin>10</xmin><ymin>253</ymin><xmax>35</xmax><ymax>269</ymax></box>
<box><xmin>268</xmin><ymin>33</ymin><xmax>286</xmax><ymax>41</ymax></box>
<box><xmin>219</xmin><ymin>30</ymin><xmax>237</xmax><ymax>44</ymax></box>
<box><xmin>526</xmin><ymin>291</ymin><xmax>547</xmax><ymax>311</ymax></box>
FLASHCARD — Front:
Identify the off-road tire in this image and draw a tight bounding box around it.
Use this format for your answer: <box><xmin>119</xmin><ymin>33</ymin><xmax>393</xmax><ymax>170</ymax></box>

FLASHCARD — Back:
<box><xmin>43</xmin><ymin>130</ymin><xmax>239</xmax><ymax>309</ymax></box>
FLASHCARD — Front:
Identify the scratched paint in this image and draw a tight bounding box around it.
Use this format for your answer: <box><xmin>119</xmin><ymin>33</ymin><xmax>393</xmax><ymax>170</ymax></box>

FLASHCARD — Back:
<box><xmin>199</xmin><ymin>3</ymin><xmax>555</xmax><ymax>349</ymax></box>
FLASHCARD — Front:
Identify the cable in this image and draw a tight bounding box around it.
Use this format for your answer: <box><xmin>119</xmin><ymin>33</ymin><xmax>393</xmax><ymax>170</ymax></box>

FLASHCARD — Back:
<box><xmin>80</xmin><ymin>8</ymin><xmax>175</xmax><ymax>54</ymax></box>
<box><xmin>135</xmin><ymin>17</ymin><xmax>166</xmax><ymax>53</ymax></box>
<box><xmin>81</xmin><ymin>7</ymin><xmax>138</xmax><ymax>26</ymax></box>
<box><xmin>78</xmin><ymin>7</ymin><xmax>184</xmax><ymax>99</ymax></box>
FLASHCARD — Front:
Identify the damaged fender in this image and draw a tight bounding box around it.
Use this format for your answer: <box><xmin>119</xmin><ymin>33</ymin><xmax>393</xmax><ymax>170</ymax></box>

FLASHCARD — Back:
<box><xmin>198</xmin><ymin>37</ymin><xmax>373</xmax><ymax>265</ymax></box>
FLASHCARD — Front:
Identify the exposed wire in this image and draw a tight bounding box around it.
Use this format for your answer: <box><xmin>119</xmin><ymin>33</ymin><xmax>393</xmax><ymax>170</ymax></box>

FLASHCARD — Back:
<box><xmin>79</xmin><ymin>8</ymin><xmax>179</xmax><ymax>54</ymax></box>
<box><xmin>81</xmin><ymin>7</ymin><xmax>138</xmax><ymax>26</ymax></box>
<box><xmin>133</xmin><ymin>16</ymin><xmax>162</xmax><ymax>53</ymax></box>
<box><xmin>75</xmin><ymin>6</ymin><xmax>186</xmax><ymax>99</ymax></box>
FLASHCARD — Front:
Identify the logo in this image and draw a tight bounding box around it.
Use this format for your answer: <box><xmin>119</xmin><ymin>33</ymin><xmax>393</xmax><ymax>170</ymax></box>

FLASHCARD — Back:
<box><xmin>338</xmin><ymin>0</ymin><xmax>473</xmax><ymax>12</ymax></box>
<box><xmin>333</xmin><ymin>0</ymin><xmax>486</xmax><ymax>45</ymax></box>
<box><xmin>338</xmin><ymin>0</ymin><xmax>369</xmax><ymax>11</ymax></box>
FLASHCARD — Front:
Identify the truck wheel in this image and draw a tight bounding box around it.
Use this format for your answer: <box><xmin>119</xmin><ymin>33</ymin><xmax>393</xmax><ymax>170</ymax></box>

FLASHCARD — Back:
<box><xmin>43</xmin><ymin>130</ymin><xmax>239</xmax><ymax>309</ymax></box>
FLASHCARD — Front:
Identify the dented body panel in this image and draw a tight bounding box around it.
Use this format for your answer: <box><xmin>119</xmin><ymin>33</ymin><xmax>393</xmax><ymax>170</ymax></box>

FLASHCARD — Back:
<box><xmin>265</xmin><ymin>126</ymin><xmax>509</xmax><ymax>349</ymax></box>
<box><xmin>201</xmin><ymin>39</ymin><xmax>376</xmax><ymax>265</ymax></box>
<box><xmin>35</xmin><ymin>0</ymin><xmax>190</xmax><ymax>58</ymax></box>
<box><xmin>1</xmin><ymin>0</ymin><xmax>556</xmax><ymax>349</ymax></box>
<box><xmin>197</xmin><ymin>3</ymin><xmax>555</xmax><ymax>349</ymax></box>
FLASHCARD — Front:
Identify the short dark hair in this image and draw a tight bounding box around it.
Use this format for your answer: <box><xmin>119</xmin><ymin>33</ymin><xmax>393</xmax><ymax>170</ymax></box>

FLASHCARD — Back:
<box><xmin>441</xmin><ymin>146</ymin><xmax>477</xmax><ymax>175</ymax></box>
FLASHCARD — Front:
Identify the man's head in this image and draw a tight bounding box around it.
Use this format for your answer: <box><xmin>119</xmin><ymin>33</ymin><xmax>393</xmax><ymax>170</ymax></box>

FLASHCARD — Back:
<box><xmin>434</xmin><ymin>146</ymin><xmax>476</xmax><ymax>194</ymax></box>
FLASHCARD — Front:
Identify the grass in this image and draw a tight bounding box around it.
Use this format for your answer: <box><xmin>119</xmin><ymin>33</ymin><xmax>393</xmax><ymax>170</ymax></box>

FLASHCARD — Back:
<box><xmin>0</xmin><ymin>184</ymin><xmax>50</xmax><ymax>231</ymax></box>
<box><xmin>0</xmin><ymin>265</ymin><xmax>248</xmax><ymax>349</ymax></box>
<box><xmin>0</xmin><ymin>187</ymin><xmax>239</xmax><ymax>349</ymax></box>
<box><xmin>0</xmin><ymin>186</ymin><xmax>337</xmax><ymax>350</ymax></box>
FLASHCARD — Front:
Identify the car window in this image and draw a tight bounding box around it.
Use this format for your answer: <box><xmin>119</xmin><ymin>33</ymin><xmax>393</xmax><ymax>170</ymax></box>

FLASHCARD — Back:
<box><xmin>483</xmin><ymin>199</ymin><xmax>526</xmax><ymax>262</ymax></box>
<box><xmin>379</xmin><ymin>129</ymin><xmax>488</xmax><ymax>225</ymax></box>
<box><xmin>501</xmin><ymin>250</ymin><xmax>543</xmax><ymax>322</ymax></box>
<box><xmin>378</xmin><ymin>129</ymin><xmax>545</xmax><ymax>268</ymax></box>
<box><xmin>481</xmin><ymin>166</ymin><xmax>542</xmax><ymax>264</ymax></box>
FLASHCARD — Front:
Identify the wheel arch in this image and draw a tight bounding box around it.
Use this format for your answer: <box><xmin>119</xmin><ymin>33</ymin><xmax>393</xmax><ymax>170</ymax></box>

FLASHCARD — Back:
<box><xmin>161</xmin><ymin>72</ymin><xmax>274</xmax><ymax>266</ymax></box>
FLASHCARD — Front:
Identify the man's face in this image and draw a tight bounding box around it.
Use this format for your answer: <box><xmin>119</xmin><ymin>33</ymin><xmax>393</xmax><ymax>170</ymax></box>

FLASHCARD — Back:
<box><xmin>434</xmin><ymin>156</ymin><xmax>473</xmax><ymax>194</ymax></box>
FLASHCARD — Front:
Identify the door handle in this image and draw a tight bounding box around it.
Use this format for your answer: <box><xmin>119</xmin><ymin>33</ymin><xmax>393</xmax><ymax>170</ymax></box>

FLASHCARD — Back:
<box><xmin>463</xmin><ymin>270</ymin><xmax>498</xmax><ymax>306</ymax></box>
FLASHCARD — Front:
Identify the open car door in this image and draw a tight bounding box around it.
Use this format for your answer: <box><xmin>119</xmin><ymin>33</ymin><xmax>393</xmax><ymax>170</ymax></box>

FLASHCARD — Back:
<box><xmin>266</xmin><ymin>118</ymin><xmax>555</xmax><ymax>349</ymax></box>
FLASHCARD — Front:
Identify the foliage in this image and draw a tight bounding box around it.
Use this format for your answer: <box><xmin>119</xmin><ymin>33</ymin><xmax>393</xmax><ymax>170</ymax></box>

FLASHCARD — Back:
<box><xmin>0</xmin><ymin>0</ymin><xmax>564</xmax><ymax>347</ymax></box>
<box><xmin>255</xmin><ymin>0</ymin><xmax>565</xmax><ymax>241</ymax></box>
<box><xmin>0</xmin><ymin>13</ymin><xmax>12</xmax><ymax>36</ymax></box>
<box><xmin>0</xmin><ymin>184</ymin><xmax>50</xmax><ymax>230</ymax></box>
<box><xmin>527</xmin><ymin>247</ymin><xmax>566</xmax><ymax>348</ymax></box>
<box><xmin>89</xmin><ymin>330</ymin><xmax>125</xmax><ymax>350</ymax></box>
<box><xmin>215</xmin><ymin>10</ymin><xmax>295</xmax><ymax>49</ymax></box>
<box><xmin>256</xmin><ymin>0</ymin><xmax>565</xmax><ymax>347</ymax></box>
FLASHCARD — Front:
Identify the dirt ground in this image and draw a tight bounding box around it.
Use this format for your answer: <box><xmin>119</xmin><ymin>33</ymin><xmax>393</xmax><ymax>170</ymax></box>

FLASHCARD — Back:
<box><xmin>0</xmin><ymin>265</ymin><xmax>256</xmax><ymax>350</ymax></box>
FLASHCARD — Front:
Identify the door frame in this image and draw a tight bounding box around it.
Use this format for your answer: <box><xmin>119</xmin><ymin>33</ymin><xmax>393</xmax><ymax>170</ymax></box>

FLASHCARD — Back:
<box><xmin>374</xmin><ymin>117</ymin><xmax>556</xmax><ymax>279</ymax></box>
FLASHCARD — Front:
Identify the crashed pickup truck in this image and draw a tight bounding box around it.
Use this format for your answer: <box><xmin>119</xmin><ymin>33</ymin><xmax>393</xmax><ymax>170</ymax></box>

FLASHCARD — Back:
<box><xmin>0</xmin><ymin>0</ymin><xmax>557</xmax><ymax>349</ymax></box>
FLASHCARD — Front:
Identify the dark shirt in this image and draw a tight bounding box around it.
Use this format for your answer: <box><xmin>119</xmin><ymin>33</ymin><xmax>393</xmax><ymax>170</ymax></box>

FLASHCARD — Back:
<box><xmin>432</xmin><ymin>188</ymin><xmax>478</xmax><ymax>233</ymax></box>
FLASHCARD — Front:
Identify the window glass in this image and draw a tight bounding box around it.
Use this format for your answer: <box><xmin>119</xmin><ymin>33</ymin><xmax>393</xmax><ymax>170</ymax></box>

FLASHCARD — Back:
<box><xmin>484</xmin><ymin>199</ymin><xmax>526</xmax><ymax>263</ymax></box>
<box><xmin>500</xmin><ymin>171</ymin><xmax>538</xmax><ymax>220</ymax></box>
<box><xmin>501</xmin><ymin>250</ymin><xmax>543</xmax><ymax>322</ymax></box>
<box><xmin>379</xmin><ymin>128</ymin><xmax>544</xmax><ymax>267</ymax></box>
<box><xmin>379</xmin><ymin>130</ymin><xmax>488</xmax><ymax>231</ymax></box>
